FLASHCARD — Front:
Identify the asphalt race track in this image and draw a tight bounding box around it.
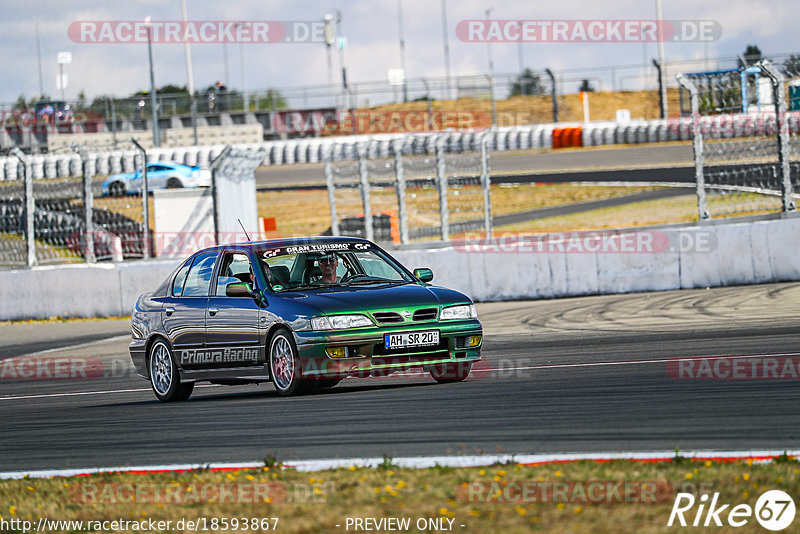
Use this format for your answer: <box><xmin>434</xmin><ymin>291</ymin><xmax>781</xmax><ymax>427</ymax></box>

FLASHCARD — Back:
<box><xmin>1</xmin><ymin>282</ymin><xmax>799</xmax><ymax>473</ymax></box>
<box><xmin>255</xmin><ymin>144</ymin><xmax>695</xmax><ymax>187</ymax></box>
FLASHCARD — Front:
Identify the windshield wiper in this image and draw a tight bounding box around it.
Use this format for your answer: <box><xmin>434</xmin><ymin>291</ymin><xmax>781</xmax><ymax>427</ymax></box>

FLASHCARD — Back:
<box><xmin>278</xmin><ymin>283</ymin><xmax>341</xmax><ymax>292</ymax></box>
<box><xmin>346</xmin><ymin>277</ymin><xmax>407</xmax><ymax>285</ymax></box>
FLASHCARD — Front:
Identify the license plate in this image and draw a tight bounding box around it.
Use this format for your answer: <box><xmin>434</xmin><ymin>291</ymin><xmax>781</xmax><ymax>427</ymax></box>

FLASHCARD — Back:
<box><xmin>384</xmin><ymin>330</ymin><xmax>440</xmax><ymax>349</ymax></box>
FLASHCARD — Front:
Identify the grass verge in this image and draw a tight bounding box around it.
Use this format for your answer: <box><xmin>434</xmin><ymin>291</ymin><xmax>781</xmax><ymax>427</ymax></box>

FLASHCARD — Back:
<box><xmin>257</xmin><ymin>184</ymin><xmax>661</xmax><ymax>237</ymax></box>
<box><xmin>1</xmin><ymin>456</ymin><xmax>798</xmax><ymax>533</ymax></box>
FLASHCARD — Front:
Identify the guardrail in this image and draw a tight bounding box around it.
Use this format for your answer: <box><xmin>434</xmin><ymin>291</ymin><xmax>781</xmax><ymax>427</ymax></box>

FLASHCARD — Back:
<box><xmin>1</xmin><ymin>214</ymin><xmax>798</xmax><ymax>321</ymax></box>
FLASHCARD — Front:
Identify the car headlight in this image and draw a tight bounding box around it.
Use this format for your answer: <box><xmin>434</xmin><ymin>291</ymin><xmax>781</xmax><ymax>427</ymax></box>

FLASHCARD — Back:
<box><xmin>440</xmin><ymin>304</ymin><xmax>477</xmax><ymax>321</ymax></box>
<box><xmin>311</xmin><ymin>314</ymin><xmax>374</xmax><ymax>330</ymax></box>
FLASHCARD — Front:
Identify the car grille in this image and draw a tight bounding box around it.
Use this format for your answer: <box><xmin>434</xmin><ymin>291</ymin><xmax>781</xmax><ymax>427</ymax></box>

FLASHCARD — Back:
<box><xmin>413</xmin><ymin>308</ymin><xmax>438</xmax><ymax>321</ymax></box>
<box><xmin>372</xmin><ymin>312</ymin><xmax>404</xmax><ymax>324</ymax></box>
<box><xmin>371</xmin><ymin>353</ymin><xmax>451</xmax><ymax>366</ymax></box>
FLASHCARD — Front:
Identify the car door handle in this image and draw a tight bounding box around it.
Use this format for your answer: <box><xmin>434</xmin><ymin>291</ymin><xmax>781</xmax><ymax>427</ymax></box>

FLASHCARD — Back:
<box><xmin>208</xmin><ymin>307</ymin><xmax>219</xmax><ymax>316</ymax></box>
<box><xmin>165</xmin><ymin>307</ymin><xmax>175</xmax><ymax>316</ymax></box>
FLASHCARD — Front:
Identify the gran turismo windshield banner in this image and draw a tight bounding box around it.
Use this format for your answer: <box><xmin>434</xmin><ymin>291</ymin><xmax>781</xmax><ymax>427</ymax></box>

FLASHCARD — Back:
<box><xmin>261</xmin><ymin>242</ymin><xmax>372</xmax><ymax>258</ymax></box>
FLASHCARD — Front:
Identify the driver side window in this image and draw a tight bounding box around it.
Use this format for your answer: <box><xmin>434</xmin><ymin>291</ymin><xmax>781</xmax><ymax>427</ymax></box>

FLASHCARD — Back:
<box><xmin>216</xmin><ymin>253</ymin><xmax>253</xmax><ymax>296</ymax></box>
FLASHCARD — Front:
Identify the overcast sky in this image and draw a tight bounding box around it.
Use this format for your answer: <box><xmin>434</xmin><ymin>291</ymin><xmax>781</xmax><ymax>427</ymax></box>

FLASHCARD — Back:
<box><xmin>2</xmin><ymin>0</ymin><xmax>798</xmax><ymax>106</ymax></box>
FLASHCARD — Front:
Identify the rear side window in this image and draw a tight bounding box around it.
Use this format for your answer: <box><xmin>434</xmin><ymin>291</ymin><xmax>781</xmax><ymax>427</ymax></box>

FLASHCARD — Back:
<box><xmin>171</xmin><ymin>261</ymin><xmax>191</xmax><ymax>297</ymax></box>
<box><xmin>182</xmin><ymin>252</ymin><xmax>218</xmax><ymax>297</ymax></box>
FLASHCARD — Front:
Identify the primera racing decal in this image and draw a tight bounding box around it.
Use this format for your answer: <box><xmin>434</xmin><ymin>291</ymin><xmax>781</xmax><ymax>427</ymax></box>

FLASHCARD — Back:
<box><xmin>180</xmin><ymin>347</ymin><xmax>259</xmax><ymax>365</ymax></box>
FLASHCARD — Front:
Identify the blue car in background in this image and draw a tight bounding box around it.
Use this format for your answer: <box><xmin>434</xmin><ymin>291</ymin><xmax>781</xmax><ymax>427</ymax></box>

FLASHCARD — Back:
<box><xmin>102</xmin><ymin>161</ymin><xmax>211</xmax><ymax>197</ymax></box>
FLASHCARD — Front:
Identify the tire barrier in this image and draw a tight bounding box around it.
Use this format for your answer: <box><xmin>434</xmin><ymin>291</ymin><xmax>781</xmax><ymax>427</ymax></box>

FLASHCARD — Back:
<box><xmin>552</xmin><ymin>127</ymin><xmax>583</xmax><ymax>149</ymax></box>
<box><xmin>5</xmin><ymin>111</ymin><xmax>799</xmax><ymax>181</ymax></box>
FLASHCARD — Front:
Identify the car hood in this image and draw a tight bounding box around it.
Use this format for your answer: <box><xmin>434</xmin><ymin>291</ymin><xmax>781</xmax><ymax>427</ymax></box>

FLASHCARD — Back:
<box><xmin>287</xmin><ymin>282</ymin><xmax>471</xmax><ymax>315</ymax></box>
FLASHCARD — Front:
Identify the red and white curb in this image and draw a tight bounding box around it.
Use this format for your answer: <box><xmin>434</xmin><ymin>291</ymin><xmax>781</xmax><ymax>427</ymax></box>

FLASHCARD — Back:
<box><xmin>1</xmin><ymin>450</ymin><xmax>798</xmax><ymax>480</ymax></box>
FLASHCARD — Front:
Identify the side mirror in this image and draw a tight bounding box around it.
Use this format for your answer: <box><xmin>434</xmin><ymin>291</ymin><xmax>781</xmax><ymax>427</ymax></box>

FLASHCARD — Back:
<box><xmin>413</xmin><ymin>268</ymin><xmax>434</xmax><ymax>283</ymax></box>
<box><xmin>226</xmin><ymin>282</ymin><xmax>253</xmax><ymax>298</ymax></box>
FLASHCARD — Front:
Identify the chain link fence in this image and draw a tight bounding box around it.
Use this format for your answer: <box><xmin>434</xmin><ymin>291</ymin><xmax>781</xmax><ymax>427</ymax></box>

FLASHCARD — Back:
<box><xmin>324</xmin><ymin>133</ymin><xmax>491</xmax><ymax>244</ymax></box>
<box><xmin>677</xmin><ymin>59</ymin><xmax>798</xmax><ymax>220</ymax></box>
<box><xmin>0</xmin><ymin>140</ymin><xmax>265</xmax><ymax>268</ymax></box>
<box><xmin>0</xmin><ymin>166</ymin><xmax>26</xmax><ymax>267</ymax></box>
<box><xmin>787</xmin><ymin>61</ymin><xmax>800</xmax><ymax>209</ymax></box>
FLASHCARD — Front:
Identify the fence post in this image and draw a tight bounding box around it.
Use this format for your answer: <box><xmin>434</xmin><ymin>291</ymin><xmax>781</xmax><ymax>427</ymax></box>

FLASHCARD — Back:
<box><xmin>435</xmin><ymin>134</ymin><xmax>449</xmax><ymax>241</ymax></box>
<box><xmin>676</xmin><ymin>74</ymin><xmax>709</xmax><ymax>220</ymax></box>
<box><xmin>545</xmin><ymin>68</ymin><xmax>558</xmax><ymax>123</ymax></box>
<box><xmin>130</xmin><ymin>138</ymin><xmax>151</xmax><ymax>258</ymax></box>
<box><xmin>357</xmin><ymin>142</ymin><xmax>374</xmax><ymax>242</ymax></box>
<box><xmin>392</xmin><ymin>138</ymin><xmax>409</xmax><ymax>244</ymax></box>
<box><xmin>324</xmin><ymin>149</ymin><xmax>340</xmax><ymax>237</ymax></box>
<box><xmin>480</xmin><ymin>131</ymin><xmax>492</xmax><ymax>238</ymax></box>
<box><xmin>209</xmin><ymin>145</ymin><xmax>232</xmax><ymax>245</ymax></box>
<box><xmin>11</xmin><ymin>148</ymin><xmax>36</xmax><ymax>267</ymax></box>
<box><xmin>759</xmin><ymin>60</ymin><xmax>796</xmax><ymax>213</ymax></box>
<box><xmin>71</xmin><ymin>144</ymin><xmax>95</xmax><ymax>263</ymax></box>
<box><xmin>653</xmin><ymin>59</ymin><xmax>666</xmax><ymax>120</ymax></box>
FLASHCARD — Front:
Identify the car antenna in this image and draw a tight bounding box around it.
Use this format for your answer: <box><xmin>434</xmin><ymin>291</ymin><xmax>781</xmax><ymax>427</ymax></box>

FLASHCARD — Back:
<box><xmin>238</xmin><ymin>219</ymin><xmax>251</xmax><ymax>242</ymax></box>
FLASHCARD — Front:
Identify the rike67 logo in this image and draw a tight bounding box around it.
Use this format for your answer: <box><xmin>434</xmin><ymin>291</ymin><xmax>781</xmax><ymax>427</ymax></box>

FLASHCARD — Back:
<box><xmin>668</xmin><ymin>490</ymin><xmax>795</xmax><ymax>530</ymax></box>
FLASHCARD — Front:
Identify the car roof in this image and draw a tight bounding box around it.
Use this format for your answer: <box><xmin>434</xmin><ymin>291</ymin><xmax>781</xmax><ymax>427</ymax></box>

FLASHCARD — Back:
<box><xmin>195</xmin><ymin>236</ymin><xmax>372</xmax><ymax>256</ymax></box>
<box><xmin>149</xmin><ymin>161</ymin><xmax>181</xmax><ymax>167</ymax></box>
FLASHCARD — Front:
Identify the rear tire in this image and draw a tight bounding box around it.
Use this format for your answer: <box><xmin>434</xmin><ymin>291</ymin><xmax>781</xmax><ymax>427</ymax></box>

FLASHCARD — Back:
<box><xmin>269</xmin><ymin>328</ymin><xmax>313</xmax><ymax>396</ymax></box>
<box><xmin>149</xmin><ymin>339</ymin><xmax>194</xmax><ymax>401</ymax></box>
<box><xmin>109</xmin><ymin>182</ymin><xmax>125</xmax><ymax>197</ymax></box>
<box><xmin>166</xmin><ymin>177</ymin><xmax>183</xmax><ymax>189</ymax></box>
<box><xmin>430</xmin><ymin>361</ymin><xmax>473</xmax><ymax>383</ymax></box>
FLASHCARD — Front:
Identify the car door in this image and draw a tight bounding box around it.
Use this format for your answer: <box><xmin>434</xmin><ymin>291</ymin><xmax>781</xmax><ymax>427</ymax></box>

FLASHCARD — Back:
<box><xmin>145</xmin><ymin>164</ymin><xmax>171</xmax><ymax>191</ymax></box>
<box><xmin>204</xmin><ymin>251</ymin><xmax>264</xmax><ymax>368</ymax></box>
<box><xmin>161</xmin><ymin>250</ymin><xmax>218</xmax><ymax>369</ymax></box>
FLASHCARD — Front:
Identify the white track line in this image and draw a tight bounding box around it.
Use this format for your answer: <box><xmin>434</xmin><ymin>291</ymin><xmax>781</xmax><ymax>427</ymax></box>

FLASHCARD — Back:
<box><xmin>485</xmin><ymin>351</ymin><xmax>800</xmax><ymax>373</ymax></box>
<box><xmin>3</xmin><ymin>351</ymin><xmax>799</xmax><ymax>401</ymax></box>
<box><xmin>0</xmin><ymin>384</ymin><xmax>221</xmax><ymax>401</ymax></box>
<box><xmin>2</xmin><ymin>450</ymin><xmax>799</xmax><ymax>480</ymax></box>
<box><xmin>0</xmin><ymin>388</ymin><xmax>152</xmax><ymax>400</ymax></box>
<box><xmin>7</xmin><ymin>334</ymin><xmax>131</xmax><ymax>359</ymax></box>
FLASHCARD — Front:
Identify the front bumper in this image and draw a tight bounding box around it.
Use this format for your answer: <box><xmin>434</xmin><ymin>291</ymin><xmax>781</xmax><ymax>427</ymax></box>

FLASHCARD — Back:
<box><xmin>293</xmin><ymin>319</ymin><xmax>482</xmax><ymax>378</ymax></box>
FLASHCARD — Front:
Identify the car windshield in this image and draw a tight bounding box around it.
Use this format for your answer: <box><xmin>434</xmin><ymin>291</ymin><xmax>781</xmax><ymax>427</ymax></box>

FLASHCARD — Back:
<box><xmin>256</xmin><ymin>242</ymin><xmax>412</xmax><ymax>291</ymax></box>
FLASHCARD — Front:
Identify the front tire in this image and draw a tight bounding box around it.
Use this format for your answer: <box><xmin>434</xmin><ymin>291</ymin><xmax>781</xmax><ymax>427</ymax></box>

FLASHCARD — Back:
<box><xmin>269</xmin><ymin>328</ymin><xmax>313</xmax><ymax>396</ymax></box>
<box><xmin>149</xmin><ymin>339</ymin><xmax>194</xmax><ymax>402</ymax></box>
<box><xmin>108</xmin><ymin>182</ymin><xmax>125</xmax><ymax>197</ymax></box>
<box><xmin>429</xmin><ymin>361</ymin><xmax>473</xmax><ymax>383</ymax></box>
<box><xmin>166</xmin><ymin>177</ymin><xmax>183</xmax><ymax>189</ymax></box>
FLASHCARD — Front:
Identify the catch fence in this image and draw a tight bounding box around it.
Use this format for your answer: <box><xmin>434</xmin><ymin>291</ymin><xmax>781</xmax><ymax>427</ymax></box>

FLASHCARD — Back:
<box><xmin>676</xmin><ymin>60</ymin><xmax>799</xmax><ymax>219</ymax></box>
<box><xmin>1</xmin><ymin>141</ymin><xmax>262</xmax><ymax>268</ymax></box>
<box><xmin>324</xmin><ymin>133</ymin><xmax>491</xmax><ymax>244</ymax></box>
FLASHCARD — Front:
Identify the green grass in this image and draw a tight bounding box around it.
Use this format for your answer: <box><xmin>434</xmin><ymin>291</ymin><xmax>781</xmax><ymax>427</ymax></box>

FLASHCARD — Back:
<box><xmin>2</xmin><ymin>457</ymin><xmax>797</xmax><ymax>533</ymax></box>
